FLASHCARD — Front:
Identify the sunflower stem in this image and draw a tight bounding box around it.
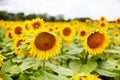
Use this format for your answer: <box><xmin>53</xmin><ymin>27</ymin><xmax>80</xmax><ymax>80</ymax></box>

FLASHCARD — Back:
<box><xmin>84</xmin><ymin>52</ymin><xmax>89</xmax><ymax>64</ymax></box>
<box><xmin>42</xmin><ymin>59</ymin><xmax>46</xmax><ymax>70</ymax></box>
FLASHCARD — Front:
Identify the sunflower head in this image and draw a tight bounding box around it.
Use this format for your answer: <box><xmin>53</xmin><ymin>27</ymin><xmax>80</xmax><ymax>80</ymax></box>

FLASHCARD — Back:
<box><xmin>60</xmin><ymin>24</ymin><xmax>76</xmax><ymax>40</ymax></box>
<box><xmin>12</xmin><ymin>24</ymin><xmax>24</xmax><ymax>38</ymax></box>
<box><xmin>100</xmin><ymin>16</ymin><xmax>107</xmax><ymax>22</ymax></box>
<box><xmin>13</xmin><ymin>38</ymin><xmax>26</xmax><ymax>56</ymax></box>
<box><xmin>78</xmin><ymin>26</ymin><xmax>90</xmax><ymax>41</ymax></box>
<box><xmin>85</xmin><ymin>19</ymin><xmax>91</xmax><ymax>25</ymax></box>
<box><xmin>71</xmin><ymin>73</ymin><xmax>101</xmax><ymax>80</ymax></box>
<box><xmin>116</xmin><ymin>17</ymin><xmax>120</xmax><ymax>27</ymax></box>
<box><xmin>84</xmin><ymin>30</ymin><xmax>109</xmax><ymax>55</ymax></box>
<box><xmin>29</xmin><ymin>17</ymin><xmax>44</xmax><ymax>31</ymax></box>
<box><xmin>98</xmin><ymin>21</ymin><xmax>108</xmax><ymax>30</ymax></box>
<box><xmin>28</xmin><ymin>29</ymin><xmax>61</xmax><ymax>60</ymax></box>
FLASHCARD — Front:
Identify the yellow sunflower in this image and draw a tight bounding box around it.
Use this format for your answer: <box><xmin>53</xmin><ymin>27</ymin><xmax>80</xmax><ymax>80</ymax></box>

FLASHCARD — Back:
<box><xmin>85</xmin><ymin>19</ymin><xmax>92</xmax><ymax>26</ymax></box>
<box><xmin>6</xmin><ymin>29</ymin><xmax>13</xmax><ymax>39</ymax></box>
<box><xmin>60</xmin><ymin>24</ymin><xmax>76</xmax><ymax>40</ymax></box>
<box><xmin>98</xmin><ymin>21</ymin><xmax>108</xmax><ymax>30</ymax></box>
<box><xmin>28</xmin><ymin>28</ymin><xmax>61</xmax><ymax>60</ymax></box>
<box><xmin>112</xmin><ymin>31</ymin><xmax>120</xmax><ymax>45</ymax></box>
<box><xmin>12</xmin><ymin>24</ymin><xmax>24</xmax><ymax>38</ymax></box>
<box><xmin>0</xmin><ymin>54</ymin><xmax>3</xmax><ymax>67</ymax></box>
<box><xmin>12</xmin><ymin>38</ymin><xmax>25</xmax><ymax>56</ymax></box>
<box><xmin>78</xmin><ymin>26</ymin><xmax>90</xmax><ymax>41</ymax></box>
<box><xmin>71</xmin><ymin>73</ymin><xmax>101</xmax><ymax>80</ymax></box>
<box><xmin>84</xmin><ymin>29</ymin><xmax>109</xmax><ymax>55</ymax></box>
<box><xmin>115</xmin><ymin>17</ymin><xmax>120</xmax><ymax>28</ymax></box>
<box><xmin>29</xmin><ymin>17</ymin><xmax>44</xmax><ymax>31</ymax></box>
<box><xmin>100</xmin><ymin>16</ymin><xmax>107</xmax><ymax>22</ymax></box>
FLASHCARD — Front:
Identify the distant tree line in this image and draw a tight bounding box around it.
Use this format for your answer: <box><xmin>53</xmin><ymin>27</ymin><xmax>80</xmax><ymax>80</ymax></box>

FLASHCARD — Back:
<box><xmin>0</xmin><ymin>11</ymin><xmax>92</xmax><ymax>22</ymax></box>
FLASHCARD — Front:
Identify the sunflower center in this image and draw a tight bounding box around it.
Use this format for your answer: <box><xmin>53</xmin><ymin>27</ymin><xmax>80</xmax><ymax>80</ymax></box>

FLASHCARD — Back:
<box><xmin>101</xmin><ymin>23</ymin><xmax>105</xmax><ymax>27</ymax></box>
<box><xmin>17</xmin><ymin>40</ymin><xmax>23</xmax><ymax>47</ymax></box>
<box><xmin>87</xmin><ymin>32</ymin><xmax>104</xmax><ymax>49</ymax></box>
<box><xmin>34</xmin><ymin>32</ymin><xmax>56</xmax><ymax>51</ymax></box>
<box><xmin>80</xmin><ymin>31</ymin><xmax>86</xmax><ymax>36</ymax></box>
<box><xmin>117</xmin><ymin>19</ymin><xmax>120</xmax><ymax>24</ymax></box>
<box><xmin>63</xmin><ymin>27</ymin><xmax>71</xmax><ymax>36</ymax></box>
<box><xmin>101</xmin><ymin>17</ymin><xmax>104</xmax><ymax>21</ymax></box>
<box><xmin>32</xmin><ymin>22</ymin><xmax>41</xmax><ymax>29</ymax></box>
<box><xmin>8</xmin><ymin>33</ymin><xmax>12</xmax><ymax>38</ymax></box>
<box><xmin>25</xmin><ymin>24</ymin><xmax>29</xmax><ymax>30</ymax></box>
<box><xmin>15</xmin><ymin>27</ymin><xmax>22</xmax><ymax>35</ymax></box>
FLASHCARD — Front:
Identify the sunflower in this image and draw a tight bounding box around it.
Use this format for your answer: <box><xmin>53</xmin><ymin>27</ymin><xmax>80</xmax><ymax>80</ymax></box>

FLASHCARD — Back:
<box><xmin>78</xmin><ymin>26</ymin><xmax>90</xmax><ymax>41</ymax></box>
<box><xmin>60</xmin><ymin>24</ymin><xmax>76</xmax><ymax>40</ymax></box>
<box><xmin>98</xmin><ymin>21</ymin><xmax>108</xmax><ymax>30</ymax></box>
<box><xmin>71</xmin><ymin>73</ymin><xmax>101</xmax><ymax>80</ymax></box>
<box><xmin>115</xmin><ymin>17</ymin><xmax>120</xmax><ymax>28</ymax></box>
<box><xmin>85</xmin><ymin>19</ymin><xmax>91</xmax><ymax>25</ymax></box>
<box><xmin>112</xmin><ymin>32</ymin><xmax>120</xmax><ymax>45</ymax></box>
<box><xmin>12</xmin><ymin>38</ymin><xmax>25</xmax><ymax>56</ymax></box>
<box><xmin>0</xmin><ymin>54</ymin><xmax>3</xmax><ymax>67</ymax></box>
<box><xmin>6</xmin><ymin>29</ymin><xmax>13</xmax><ymax>39</ymax></box>
<box><xmin>100</xmin><ymin>16</ymin><xmax>107</xmax><ymax>22</ymax></box>
<box><xmin>29</xmin><ymin>17</ymin><xmax>44</xmax><ymax>31</ymax></box>
<box><xmin>84</xmin><ymin>29</ymin><xmax>109</xmax><ymax>55</ymax></box>
<box><xmin>12</xmin><ymin>24</ymin><xmax>24</xmax><ymax>38</ymax></box>
<box><xmin>28</xmin><ymin>28</ymin><xmax>61</xmax><ymax>60</ymax></box>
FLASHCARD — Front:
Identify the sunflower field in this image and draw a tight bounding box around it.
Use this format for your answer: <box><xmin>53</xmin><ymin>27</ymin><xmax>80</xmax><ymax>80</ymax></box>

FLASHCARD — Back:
<box><xmin>0</xmin><ymin>16</ymin><xmax>120</xmax><ymax>80</ymax></box>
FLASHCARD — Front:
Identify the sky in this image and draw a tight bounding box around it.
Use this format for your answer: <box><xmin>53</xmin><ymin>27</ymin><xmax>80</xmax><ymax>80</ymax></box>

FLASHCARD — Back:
<box><xmin>0</xmin><ymin>0</ymin><xmax>120</xmax><ymax>21</ymax></box>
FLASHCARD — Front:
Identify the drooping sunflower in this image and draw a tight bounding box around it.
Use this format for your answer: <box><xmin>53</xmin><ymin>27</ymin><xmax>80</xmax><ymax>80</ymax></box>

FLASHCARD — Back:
<box><xmin>28</xmin><ymin>28</ymin><xmax>61</xmax><ymax>60</ymax></box>
<box><xmin>77</xmin><ymin>26</ymin><xmax>90</xmax><ymax>41</ymax></box>
<box><xmin>29</xmin><ymin>17</ymin><xmax>44</xmax><ymax>31</ymax></box>
<box><xmin>84</xmin><ymin>29</ymin><xmax>109</xmax><ymax>55</ymax></box>
<box><xmin>71</xmin><ymin>73</ymin><xmax>101</xmax><ymax>80</ymax></box>
<box><xmin>115</xmin><ymin>17</ymin><xmax>120</xmax><ymax>28</ymax></box>
<box><xmin>60</xmin><ymin>24</ymin><xmax>76</xmax><ymax>40</ymax></box>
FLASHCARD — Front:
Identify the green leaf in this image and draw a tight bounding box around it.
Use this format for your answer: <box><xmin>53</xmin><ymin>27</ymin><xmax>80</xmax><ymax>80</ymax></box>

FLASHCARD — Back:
<box><xmin>95</xmin><ymin>58</ymin><xmax>120</xmax><ymax>77</ymax></box>
<box><xmin>45</xmin><ymin>62</ymin><xmax>57</xmax><ymax>70</ymax></box>
<box><xmin>63</xmin><ymin>43</ymin><xmax>84</xmax><ymax>54</ymax></box>
<box><xmin>105</xmin><ymin>49</ymin><xmax>120</xmax><ymax>54</ymax></box>
<box><xmin>95</xmin><ymin>68</ymin><xmax>120</xmax><ymax>77</ymax></box>
<box><xmin>6</xmin><ymin>65</ymin><xmax>21</xmax><ymax>75</ymax></box>
<box><xmin>44</xmin><ymin>71</ymin><xmax>57</xmax><ymax>80</ymax></box>
<box><xmin>54</xmin><ymin>67</ymin><xmax>74</xmax><ymax>76</ymax></box>
<box><xmin>33</xmin><ymin>71</ymin><xmax>48</xmax><ymax>80</ymax></box>
<box><xmin>20</xmin><ymin>57</ymin><xmax>41</xmax><ymax>71</ymax></box>
<box><xmin>69</xmin><ymin>60</ymin><xmax>83</xmax><ymax>72</ymax></box>
<box><xmin>18</xmin><ymin>73</ymin><xmax>30</xmax><ymax>80</ymax></box>
<box><xmin>80</xmin><ymin>59</ymin><xmax>97</xmax><ymax>74</ymax></box>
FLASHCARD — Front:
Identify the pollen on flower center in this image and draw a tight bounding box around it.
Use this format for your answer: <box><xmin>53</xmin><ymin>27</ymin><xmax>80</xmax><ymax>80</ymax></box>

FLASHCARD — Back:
<box><xmin>63</xmin><ymin>27</ymin><xmax>71</xmax><ymax>36</ymax></box>
<box><xmin>87</xmin><ymin>32</ymin><xmax>104</xmax><ymax>49</ymax></box>
<box><xmin>34</xmin><ymin>32</ymin><xmax>56</xmax><ymax>51</ymax></box>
